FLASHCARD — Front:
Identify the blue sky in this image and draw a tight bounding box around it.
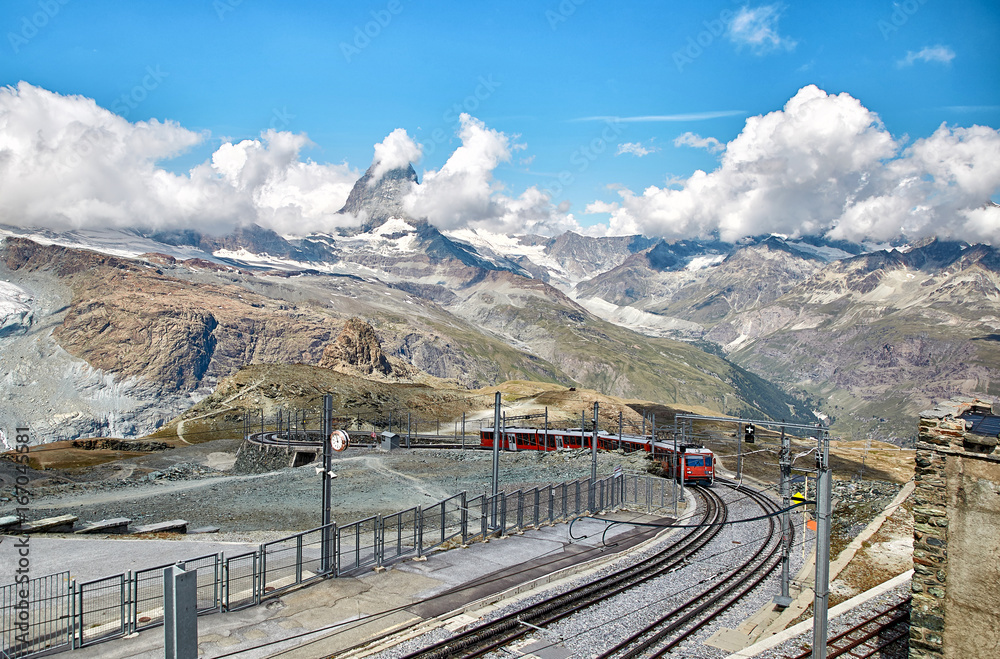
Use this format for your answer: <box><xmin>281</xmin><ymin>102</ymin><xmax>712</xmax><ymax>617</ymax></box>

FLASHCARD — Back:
<box><xmin>0</xmin><ymin>0</ymin><xmax>998</xmax><ymax>242</ymax></box>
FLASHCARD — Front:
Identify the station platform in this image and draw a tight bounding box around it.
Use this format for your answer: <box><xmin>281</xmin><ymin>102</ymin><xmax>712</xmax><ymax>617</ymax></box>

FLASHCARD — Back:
<box><xmin>63</xmin><ymin>509</ymin><xmax>683</xmax><ymax>659</ymax></box>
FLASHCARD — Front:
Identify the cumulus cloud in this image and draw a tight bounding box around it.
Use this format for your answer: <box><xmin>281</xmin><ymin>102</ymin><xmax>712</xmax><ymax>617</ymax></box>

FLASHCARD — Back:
<box><xmin>0</xmin><ymin>82</ymin><xmax>358</xmax><ymax>235</ymax></box>
<box><xmin>727</xmin><ymin>4</ymin><xmax>797</xmax><ymax>55</ymax></box>
<box><xmin>370</xmin><ymin>128</ymin><xmax>422</xmax><ymax>182</ymax></box>
<box><xmin>897</xmin><ymin>45</ymin><xmax>956</xmax><ymax>67</ymax></box>
<box><xmin>210</xmin><ymin>130</ymin><xmax>359</xmax><ymax>235</ymax></box>
<box><xmin>674</xmin><ymin>132</ymin><xmax>725</xmax><ymax>153</ymax></box>
<box><xmin>616</xmin><ymin>142</ymin><xmax>657</xmax><ymax>157</ymax></box>
<box><xmin>403</xmin><ymin>113</ymin><xmax>579</xmax><ymax>236</ymax></box>
<box><xmin>590</xmin><ymin>85</ymin><xmax>1000</xmax><ymax>245</ymax></box>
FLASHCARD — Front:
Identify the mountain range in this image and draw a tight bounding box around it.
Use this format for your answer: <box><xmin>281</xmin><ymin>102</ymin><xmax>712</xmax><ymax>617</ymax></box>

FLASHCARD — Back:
<box><xmin>1</xmin><ymin>165</ymin><xmax>997</xmax><ymax>443</ymax></box>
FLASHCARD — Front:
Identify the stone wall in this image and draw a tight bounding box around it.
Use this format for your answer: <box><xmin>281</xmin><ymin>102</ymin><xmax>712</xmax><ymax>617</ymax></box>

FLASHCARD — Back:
<box><xmin>233</xmin><ymin>440</ymin><xmax>318</xmax><ymax>474</ymax></box>
<box><xmin>911</xmin><ymin>399</ymin><xmax>1000</xmax><ymax>659</ymax></box>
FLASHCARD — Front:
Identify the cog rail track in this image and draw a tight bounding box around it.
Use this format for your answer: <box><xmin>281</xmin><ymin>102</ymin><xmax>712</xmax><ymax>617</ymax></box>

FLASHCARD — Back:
<box><xmin>248</xmin><ymin>430</ymin><xmax>468</xmax><ymax>450</ymax></box>
<box><xmin>787</xmin><ymin>597</ymin><xmax>911</xmax><ymax>659</ymax></box>
<box><xmin>395</xmin><ymin>485</ymin><xmax>727</xmax><ymax>659</ymax></box>
<box><xmin>596</xmin><ymin>478</ymin><xmax>783</xmax><ymax>658</ymax></box>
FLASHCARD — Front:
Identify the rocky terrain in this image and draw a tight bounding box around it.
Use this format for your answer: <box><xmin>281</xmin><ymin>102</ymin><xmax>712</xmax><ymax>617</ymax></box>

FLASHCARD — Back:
<box><xmin>1</xmin><ymin>161</ymin><xmax>996</xmax><ymax>445</ymax></box>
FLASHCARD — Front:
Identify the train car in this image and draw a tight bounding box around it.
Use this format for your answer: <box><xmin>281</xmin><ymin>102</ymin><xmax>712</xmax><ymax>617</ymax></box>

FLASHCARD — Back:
<box><xmin>653</xmin><ymin>443</ymin><xmax>715</xmax><ymax>485</ymax></box>
<box><xmin>479</xmin><ymin>426</ymin><xmax>714</xmax><ymax>484</ymax></box>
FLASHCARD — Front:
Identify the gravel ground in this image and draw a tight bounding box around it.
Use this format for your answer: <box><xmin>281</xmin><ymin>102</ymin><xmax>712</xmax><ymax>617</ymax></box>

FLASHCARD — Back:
<box><xmin>370</xmin><ymin>481</ymin><xmax>811</xmax><ymax>659</ymax></box>
<box><xmin>754</xmin><ymin>581</ymin><xmax>911</xmax><ymax>659</ymax></box>
<box><xmin>1</xmin><ymin>442</ymin><xmax>653</xmax><ymax>542</ymax></box>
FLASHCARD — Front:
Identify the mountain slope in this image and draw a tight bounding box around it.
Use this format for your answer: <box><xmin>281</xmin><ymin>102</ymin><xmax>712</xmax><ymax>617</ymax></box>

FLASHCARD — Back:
<box><xmin>711</xmin><ymin>240</ymin><xmax>1000</xmax><ymax>438</ymax></box>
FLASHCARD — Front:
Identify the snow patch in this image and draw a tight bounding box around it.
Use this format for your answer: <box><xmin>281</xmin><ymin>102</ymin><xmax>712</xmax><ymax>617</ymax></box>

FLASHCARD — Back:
<box><xmin>0</xmin><ymin>281</ymin><xmax>33</xmax><ymax>334</ymax></box>
<box><xmin>577</xmin><ymin>296</ymin><xmax>703</xmax><ymax>338</ymax></box>
<box><xmin>686</xmin><ymin>254</ymin><xmax>726</xmax><ymax>271</ymax></box>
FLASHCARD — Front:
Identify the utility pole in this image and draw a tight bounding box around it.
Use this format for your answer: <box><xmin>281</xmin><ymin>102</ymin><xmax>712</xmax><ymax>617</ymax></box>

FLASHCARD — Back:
<box><xmin>590</xmin><ymin>402</ymin><xmax>598</xmax><ymax>510</ymax></box>
<box><xmin>321</xmin><ymin>395</ymin><xmax>333</xmax><ymax>573</ymax></box>
<box><xmin>775</xmin><ymin>423</ymin><xmax>792</xmax><ymax>608</ymax></box>
<box><xmin>618</xmin><ymin>409</ymin><xmax>623</xmax><ymax>450</ymax></box>
<box><xmin>737</xmin><ymin>421</ymin><xmax>744</xmax><ymax>481</ymax></box>
<box><xmin>812</xmin><ymin>427</ymin><xmax>832</xmax><ymax>659</ymax></box>
<box><xmin>673</xmin><ymin>415</ymin><xmax>678</xmax><ymax>515</ymax></box>
<box><xmin>544</xmin><ymin>407</ymin><xmax>548</xmax><ymax>451</ymax></box>
<box><xmin>491</xmin><ymin>392</ymin><xmax>501</xmax><ymax>528</ymax></box>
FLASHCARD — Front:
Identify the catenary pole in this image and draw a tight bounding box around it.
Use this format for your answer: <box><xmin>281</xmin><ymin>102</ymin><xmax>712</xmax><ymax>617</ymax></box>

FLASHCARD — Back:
<box><xmin>776</xmin><ymin>423</ymin><xmax>792</xmax><ymax>607</ymax></box>
<box><xmin>591</xmin><ymin>402</ymin><xmax>599</xmax><ymax>510</ymax></box>
<box><xmin>321</xmin><ymin>395</ymin><xmax>333</xmax><ymax>573</ymax></box>
<box><xmin>812</xmin><ymin>427</ymin><xmax>832</xmax><ymax>659</ymax></box>
<box><xmin>492</xmin><ymin>392</ymin><xmax>502</xmax><ymax>529</ymax></box>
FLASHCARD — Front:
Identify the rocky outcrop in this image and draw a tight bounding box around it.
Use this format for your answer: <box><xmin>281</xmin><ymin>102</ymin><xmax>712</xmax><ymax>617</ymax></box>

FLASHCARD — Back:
<box><xmin>320</xmin><ymin>318</ymin><xmax>394</xmax><ymax>376</ymax></box>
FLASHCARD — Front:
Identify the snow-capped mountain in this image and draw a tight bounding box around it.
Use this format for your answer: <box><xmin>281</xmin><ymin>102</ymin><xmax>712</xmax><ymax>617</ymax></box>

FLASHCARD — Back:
<box><xmin>1</xmin><ymin>162</ymin><xmax>997</xmax><ymax>443</ymax></box>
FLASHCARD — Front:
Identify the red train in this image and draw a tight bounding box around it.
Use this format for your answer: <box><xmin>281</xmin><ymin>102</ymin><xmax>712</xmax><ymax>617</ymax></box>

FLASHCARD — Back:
<box><xmin>479</xmin><ymin>426</ymin><xmax>715</xmax><ymax>484</ymax></box>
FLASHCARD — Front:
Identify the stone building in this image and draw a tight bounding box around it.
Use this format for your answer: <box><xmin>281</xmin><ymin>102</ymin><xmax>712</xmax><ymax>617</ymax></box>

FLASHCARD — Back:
<box><xmin>911</xmin><ymin>398</ymin><xmax>1000</xmax><ymax>659</ymax></box>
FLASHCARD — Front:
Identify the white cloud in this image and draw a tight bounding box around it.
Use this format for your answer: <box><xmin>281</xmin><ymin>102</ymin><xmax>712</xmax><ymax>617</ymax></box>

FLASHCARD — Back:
<box><xmin>404</xmin><ymin>114</ymin><xmax>579</xmax><ymax>236</ymax></box>
<box><xmin>616</xmin><ymin>142</ymin><xmax>657</xmax><ymax>157</ymax></box>
<box><xmin>728</xmin><ymin>4</ymin><xmax>797</xmax><ymax>55</ymax></box>
<box><xmin>588</xmin><ymin>85</ymin><xmax>1000</xmax><ymax>245</ymax></box>
<box><xmin>210</xmin><ymin>130</ymin><xmax>359</xmax><ymax>235</ymax></box>
<box><xmin>0</xmin><ymin>82</ymin><xmax>359</xmax><ymax>235</ymax></box>
<box><xmin>370</xmin><ymin>128</ymin><xmax>422</xmax><ymax>182</ymax></box>
<box><xmin>897</xmin><ymin>45</ymin><xmax>956</xmax><ymax>67</ymax></box>
<box><xmin>673</xmin><ymin>132</ymin><xmax>725</xmax><ymax>153</ymax></box>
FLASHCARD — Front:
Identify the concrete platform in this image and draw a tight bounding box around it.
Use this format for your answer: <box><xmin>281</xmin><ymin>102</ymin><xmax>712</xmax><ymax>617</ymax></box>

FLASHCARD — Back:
<box><xmin>74</xmin><ymin>517</ymin><xmax>132</xmax><ymax>534</ymax></box>
<box><xmin>62</xmin><ymin>510</ymin><xmax>681</xmax><ymax>659</ymax></box>
<box><xmin>16</xmin><ymin>514</ymin><xmax>78</xmax><ymax>534</ymax></box>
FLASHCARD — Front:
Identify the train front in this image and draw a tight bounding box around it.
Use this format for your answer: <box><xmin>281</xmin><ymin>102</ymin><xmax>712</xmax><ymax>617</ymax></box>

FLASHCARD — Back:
<box><xmin>681</xmin><ymin>447</ymin><xmax>715</xmax><ymax>485</ymax></box>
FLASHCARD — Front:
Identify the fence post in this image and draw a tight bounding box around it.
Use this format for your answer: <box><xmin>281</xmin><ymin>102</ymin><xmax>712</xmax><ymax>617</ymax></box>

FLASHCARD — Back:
<box><xmin>296</xmin><ymin>534</ymin><xmax>303</xmax><ymax>585</ymax></box>
<box><xmin>461</xmin><ymin>492</ymin><xmax>468</xmax><ymax>544</ymax></box>
<box><xmin>70</xmin><ymin>579</ymin><xmax>78</xmax><ymax>649</ymax></box>
<box><xmin>533</xmin><ymin>488</ymin><xmax>540</xmax><ymax>528</ymax></box>
<box><xmin>416</xmin><ymin>506</ymin><xmax>423</xmax><ymax>558</ymax></box>
<box><xmin>440</xmin><ymin>501</ymin><xmax>446</xmax><ymax>545</ymax></box>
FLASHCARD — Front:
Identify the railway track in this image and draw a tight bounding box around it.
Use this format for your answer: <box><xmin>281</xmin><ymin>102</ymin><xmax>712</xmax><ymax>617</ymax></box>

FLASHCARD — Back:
<box><xmin>247</xmin><ymin>431</ymin><xmax>471</xmax><ymax>450</ymax></box>
<box><xmin>396</xmin><ymin>479</ymin><xmax>781</xmax><ymax>659</ymax></box>
<box><xmin>787</xmin><ymin>597</ymin><xmax>910</xmax><ymax>659</ymax></box>
<box><xmin>594</xmin><ymin>479</ymin><xmax>783</xmax><ymax>658</ymax></box>
<box><xmin>395</xmin><ymin>486</ymin><xmax>726</xmax><ymax>659</ymax></box>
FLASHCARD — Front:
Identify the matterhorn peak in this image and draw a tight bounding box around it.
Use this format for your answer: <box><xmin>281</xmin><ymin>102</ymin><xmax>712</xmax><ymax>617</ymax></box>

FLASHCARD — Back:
<box><xmin>336</xmin><ymin>162</ymin><xmax>419</xmax><ymax>233</ymax></box>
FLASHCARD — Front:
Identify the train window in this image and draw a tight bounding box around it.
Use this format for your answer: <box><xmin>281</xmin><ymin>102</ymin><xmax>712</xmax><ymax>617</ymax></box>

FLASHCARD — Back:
<box><xmin>686</xmin><ymin>456</ymin><xmax>704</xmax><ymax>467</ymax></box>
<box><xmin>705</xmin><ymin>456</ymin><xmax>712</xmax><ymax>466</ymax></box>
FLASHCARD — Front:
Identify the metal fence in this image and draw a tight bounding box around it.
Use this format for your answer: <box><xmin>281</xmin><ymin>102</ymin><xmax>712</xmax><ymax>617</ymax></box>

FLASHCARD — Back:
<box><xmin>1</xmin><ymin>470</ymin><xmax>673</xmax><ymax>659</ymax></box>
